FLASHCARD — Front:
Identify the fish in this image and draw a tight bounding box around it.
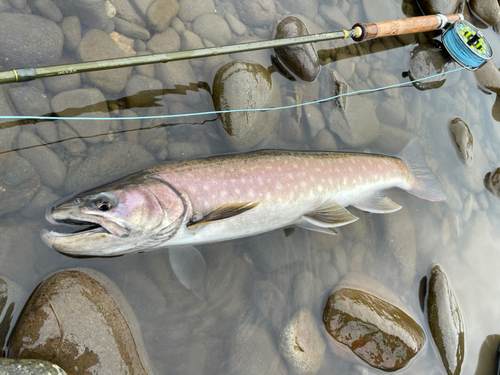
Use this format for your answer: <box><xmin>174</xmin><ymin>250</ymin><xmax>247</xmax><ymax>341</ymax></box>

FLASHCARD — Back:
<box><xmin>41</xmin><ymin>138</ymin><xmax>445</xmax><ymax>257</ymax></box>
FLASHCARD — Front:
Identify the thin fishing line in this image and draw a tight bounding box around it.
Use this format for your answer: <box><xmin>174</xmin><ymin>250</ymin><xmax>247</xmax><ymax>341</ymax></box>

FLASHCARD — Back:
<box><xmin>0</xmin><ymin>66</ymin><xmax>466</xmax><ymax>121</ymax></box>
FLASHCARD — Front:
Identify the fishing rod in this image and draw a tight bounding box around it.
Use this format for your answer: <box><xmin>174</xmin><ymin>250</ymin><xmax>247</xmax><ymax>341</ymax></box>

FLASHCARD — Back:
<box><xmin>0</xmin><ymin>13</ymin><xmax>491</xmax><ymax>85</ymax></box>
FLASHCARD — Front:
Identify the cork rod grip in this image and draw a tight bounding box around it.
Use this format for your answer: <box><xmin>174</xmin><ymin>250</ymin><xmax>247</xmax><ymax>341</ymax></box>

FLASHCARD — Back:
<box><xmin>353</xmin><ymin>14</ymin><xmax>461</xmax><ymax>41</ymax></box>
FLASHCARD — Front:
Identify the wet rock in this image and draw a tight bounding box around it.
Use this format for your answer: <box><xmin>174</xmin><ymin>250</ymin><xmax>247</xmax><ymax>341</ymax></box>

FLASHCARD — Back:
<box><xmin>229</xmin><ymin>324</ymin><xmax>287</xmax><ymax>374</ymax></box>
<box><xmin>280</xmin><ymin>308</ymin><xmax>325</xmax><ymax>374</ymax></box>
<box><xmin>31</xmin><ymin>0</ymin><xmax>63</xmax><ymax>23</ymax></box>
<box><xmin>320</xmin><ymin>68</ymin><xmax>380</xmax><ymax>147</ymax></box>
<box><xmin>0</xmin><ymin>359</ymin><xmax>66</xmax><ymax>374</ymax></box>
<box><xmin>125</xmin><ymin>74</ymin><xmax>163</xmax><ymax>108</ymax></box>
<box><xmin>304</xmin><ymin>106</ymin><xmax>325</xmax><ymax>138</ymax></box>
<box><xmin>426</xmin><ymin>265</ymin><xmax>465</xmax><ymax>375</ymax></box>
<box><xmin>312</xmin><ymin>129</ymin><xmax>337</xmax><ymax>150</ymax></box>
<box><xmin>154</xmin><ymin>61</ymin><xmax>199</xmax><ymax>104</ymax></box>
<box><xmin>417</xmin><ymin>0</ymin><xmax>459</xmax><ymax>15</ymax></box>
<box><xmin>146</xmin><ymin>27</ymin><xmax>180</xmax><ymax>53</ymax></box>
<box><xmin>110</xmin><ymin>0</ymin><xmax>146</xmax><ymax>27</ymax></box>
<box><xmin>234</xmin><ymin>0</ymin><xmax>275</xmax><ymax>27</ymax></box>
<box><xmin>409</xmin><ymin>44</ymin><xmax>455</xmax><ymax>90</ymax></box>
<box><xmin>63</xmin><ymin>141</ymin><xmax>155</xmax><ymax>193</ymax></box>
<box><xmin>320</xmin><ymin>4</ymin><xmax>351</xmax><ymax>29</ymax></box>
<box><xmin>273</xmin><ymin>16</ymin><xmax>320</xmax><ymax>82</ymax></box>
<box><xmin>53</xmin><ymin>0</ymin><xmax>111</xmax><ymax>29</ymax></box>
<box><xmin>484</xmin><ymin>167</ymin><xmax>500</xmax><ymax>198</ymax></box>
<box><xmin>362</xmin><ymin>0</ymin><xmax>399</xmax><ymax>22</ymax></box>
<box><xmin>193</xmin><ymin>14</ymin><xmax>231</xmax><ymax>45</ymax></box>
<box><xmin>375</xmin><ymin>98</ymin><xmax>406</xmax><ymax>126</ymax></box>
<box><xmin>77</xmin><ymin>29</ymin><xmax>131</xmax><ymax>93</ymax></box>
<box><xmin>50</xmin><ymin>88</ymin><xmax>110</xmax><ymax>144</ymax></box>
<box><xmin>370</xmin><ymin>70</ymin><xmax>400</xmax><ymax>98</ymax></box>
<box><xmin>57</xmin><ymin>121</ymin><xmax>87</xmax><ymax>155</ymax></box>
<box><xmin>9</xmin><ymin>85</ymin><xmax>51</xmax><ymax>117</ymax></box>
<box><xmin>212</xmin><ymin>61</ymin><xmax>281</xmax><ymax>151</ymax></box>
<box><xmin>253</xmin><ymin>281</ymin><xmax>286</xmax><ymax>328</ymax></box>
<box><xmin>279</xmin><ymin>0</ymin><xmax>317</xmax><ymax>20</ymax></box>
<box><xmin>110</xmin><ymin>31</ymin><xmax>136</xmax><ymax>56</ymax></box>
<box><xmin>177</xmin><ymin>0</ymin><xmax>215</xmax><ymax>22</ymax></box>
<box><xmin>147</xmin><ymin>0</ymin><xmax>179</xmax><ymax>32</ymax></box>
<box><xmin>167</xmin><ymin>141</ymin><xmax>211</xmax><ymax>160</ymax></box>
<box><xmin>114</xmin><ymin>16</ymin><xmax>150</xmax><ymax>39</ymax></box>
<box><xmin>17</xmin><ymin>131</ymin><xmax>66</xmax><ymax>190</ymax></box>
<box><xmin>8</xmin><ymin>268</ymin><xmax>153</xmax><ymax>374</ymax></box>
<box><xmin>43</xmin><ymin>74</ymin><xmax>81</xmax><ymax>94</ymax></box>
<box><xmin>0</xmin><ymin>14</ymin><xmax>63</xmax><ymax>69</ymax></box>
<box><xmin>225</xmin><ymin>12</ymin><xmax>247</xmax><ymax>35</ymax></box>
<box><xmin>20</xmin><ymin>186</ymin><xmax>60</xmax><ymax>219</ymax></box>
<box><xmin>0</xmin><ymin>275</ymin><xmax>22</xmax><ymax>355</ymax></box>
<box><xmin>293</xmin><ymin>272</ymin><xmax>324</xmax><ymax>310</ymax></box>
<box><xmin>473</xmin><ymin>335</ymin><xmax>500</xmax><ymax>375</ymax></box>
<box><xmin>469</xmin><ymin>0</ymin><xmax>500</xmax><ymax>26</ymax></box>
<box><xmin>449</xmin><ymin>117</ymin><xmax>473</xmax><ymax>166</ymax></box>
<box><xmin>474</xmin><ymin>59</ymin><xmax>500</xmax><ymax>95</ymax></box>
<box><xmin>323</xmin><ymin>274</ymin><xmax>425</xmax><ymax>371</ymax></box>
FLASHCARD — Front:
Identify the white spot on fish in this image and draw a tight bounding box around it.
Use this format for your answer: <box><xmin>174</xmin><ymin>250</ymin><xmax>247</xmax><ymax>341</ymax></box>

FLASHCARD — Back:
<box><xmin>343</xmin><ymin>177</ymin><xmax>347</xmax><ymax>185</ymax></box>
<box><xmin>276</xmin><ymin>183</ymin><xmax>282</xmax><ymax>190</ymax></box>
<box><xmin>348</xmin><ymin>167</ymin><xmax>353</xmax><ymax>172</ymax></box>
<box><xmin>368</xmin><ymin>160</ymin><xmax>372</xmax><ymax>165</ymax></box>
<box><xmin>235</xmin><ymin>188</ymin><xmax>240</xmax><ymax>194</ymax></box>
<box><xmin>318</xmin><ymin>185</ymin><xmax>323</xmax><ymax>192</ymax></box>
<box><xmin>203</xmin><ymin>185</ymin><xmax>209</xmax><ymax>191</ymax></box>
<box><xmin>362</xmin><ymin>165</ymin><xmax>367</xmax><ymax>171</ymax></box>
<box><xmin>258</xmin><ymin>178</ymin><xmax>263</xmax><ymax>186</ymax></box>
<box><xmin>310</xmin><ymin>176</ymin><xmax>315</xmax><ymax>182</ymax></box>
<box><xmin>293</xmin><ymin>163</ymin><xmax>298</xmax><ymax>168</ymax></box>
<box><xmin>315</xmin><ymin>167</ymin><xmax>320</xmax><ymax>172</ymax></box>
<box><xmin>378</xmin><ymin>165</ymin><xmax>382</xmax><ymax>170</ymax></box>
<box><xmin>266</xmin><ymin>192</ymin><xmax>271</xmax><ymax>200</ymax></box>
<box><xmin>301</xmin><ymin>181</ymin><xmax>307</xmax><ymax>187</ymax></box>
<box><xmin>220</xmin><ymin>190</ymin><xmax>227</xmax><ymax>197</ymax></box>
<box><xmin>335</xmin><ymin>167</ymin><xmax>340</xmax><ymax>172</ymax></box>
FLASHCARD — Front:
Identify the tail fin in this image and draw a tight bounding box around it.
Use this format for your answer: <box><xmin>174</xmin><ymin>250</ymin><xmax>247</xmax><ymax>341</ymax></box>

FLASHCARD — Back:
<box><xmin>397</xmin><ymin>138</ymin><xmax>446</xmax><ymax>201</ymax></box>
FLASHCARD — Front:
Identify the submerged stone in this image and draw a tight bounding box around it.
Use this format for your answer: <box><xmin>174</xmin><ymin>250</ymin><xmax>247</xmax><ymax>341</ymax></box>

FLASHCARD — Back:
<box><xmin>449</xmin><ymin>117</ymin><xmax>473</xmax><ymax>166</ymax></box>
<box><xmin>409</xmin><ymin>44</ymin><xmax>455</xmax><ymax>90</ymax></box>
<box><xmin>273</xmin><ymin>16</ymin><xmax>320</xmax><ymax>82</ymax></box>
<box><xmin>417</xmin><ymin>0</ymin><xmax>460</xmax><ymax>15</ymax></box>
<box><xmin>280</xmin><ymin>308</ymin><xmax>325</xmax><ymax>374</ymax></box>
<box><xmin>323</xmin><ymin>275</ymin><xmax>425</xmax><ymax>371</ymax></box>
<box><xmin>212</xmin><ymin>61</ymin><xmax>281</xmax><ymax>151</ymax></box>
<box><xmin>0</xmin><ymin>359</ymin><xmax>66</xmax><ymax>374</ymax></box>
<box><xmin>426</xmin><ymin>265</ymin><xmax>465</xmax><ymax>375</ymax></box>
<box><xmin>8</xmin><ymin>268</ymin><xmax>153</xmax><ymax>374</ymax></box>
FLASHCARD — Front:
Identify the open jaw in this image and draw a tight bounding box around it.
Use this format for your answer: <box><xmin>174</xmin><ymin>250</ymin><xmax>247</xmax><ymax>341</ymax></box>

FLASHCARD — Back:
<box><xmin>44</xmin><ymin>215</ymin><xmax>131</xmax><ymax>239</ymax></box>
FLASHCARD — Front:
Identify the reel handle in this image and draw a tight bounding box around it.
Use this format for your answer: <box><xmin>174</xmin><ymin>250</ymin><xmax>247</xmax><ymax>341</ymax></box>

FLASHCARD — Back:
<box><xmin>352</xmin><ymin>14</ymin><xmax>462</xmax><ymax>42</ymax></box>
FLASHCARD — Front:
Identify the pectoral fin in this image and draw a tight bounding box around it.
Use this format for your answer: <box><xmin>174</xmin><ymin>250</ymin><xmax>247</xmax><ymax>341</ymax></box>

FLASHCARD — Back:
<box><xmin>169</xmin><ymin>246</ymin><xmax>206</xmax><ymax>300</ymax></box>
<box><xmin>187</xmin><ymin>202</ymin><xmax>259</xmax><ymax>228</ymax></box>
<box><xmin>352</xmin><ymin>192</ymin><xmax>402</xmax><ymax>213</ymax></box>
<box><xmin>297</xmin><ymin>219</ymin><xmax>339</xmax><ymax>235</ymax></box>
<box><xmin>302</xmin><ymin>201</ymin><xmax>358</xmax><ymax>228</ymax></box>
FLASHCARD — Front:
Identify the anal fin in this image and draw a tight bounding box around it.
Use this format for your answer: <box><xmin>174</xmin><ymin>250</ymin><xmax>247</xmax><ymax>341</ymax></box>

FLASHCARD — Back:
<box><xmin>302</xmin><ymin>201</ymin><xmax>358</xmax><ymax>228</ymax></box>
<box><xmin>297</xmin><ymin>220</ymin><xmax>339</xmax><ymax>235</ymax></box>
<box><xmin>352</xmin><ymin>192</ymin><xmax>402</xmax><ymax>213</ymax></box>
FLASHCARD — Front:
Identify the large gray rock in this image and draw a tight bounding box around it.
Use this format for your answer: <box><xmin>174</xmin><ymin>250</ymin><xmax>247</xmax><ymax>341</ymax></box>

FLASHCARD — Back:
<box><xmin>9</xmin><ymin>86</ymin><xmax>52</xmax><ymax>117</ymax></box>
<box><xmin>8</xmin><ymin>268</ymin><xmax>153</xmax><ymax>374</ymax></box>
<box><xmin>63</xmin><ymin>141</ymin><xmax>155</xmax><ymax>193</ymax></box>
<box><xmin>17</xmin><ymin>131</ymin><xmax>66</xmax><ymax>190</ymax></box>
<box><xmin>52</xmin><ymin>0</ymin><xmax>112</xmax><ymax>29</ymax></box>
<box><xmin>279</xmin><ymin>0</ymin><xmax>317</xmax><ymax>20</ymax></box>
<box><xmin>417</xmin><ymin>0</ymin><xmax>460</xmax><ymax>15</ymax></box>
<box><xmin>426</xmin><ymin>265</ymin><xmax>465</xmax><ymax>375</ymax></box>
<box><xmin>0</xmin><ymin>14</ymin><xmax>63</xmax><ymax>69</ymax></box>
<box><xmin>193</xmin><ymin>14</ymin><xmax>231</xmax><ymax>45</ymax></box>
<box><xmin>362</xmin><ymin>0</ymin><xmax>399</xmax><ymax>22</ymax></box>
<box><xmin>125</xmin><ymin>74</ymin><xmax>163</xmax><ymax>108</ymax></box>
<box><xmin>320</xmin><ymin>68</ymin><xmax>380</xmax><ymax>147</ymax></box>
<box><xmin>234</xmin><ymin>0</ymin><xmax>276</xmax><ymax>27</ymax></box>
<box><xmin>212</xmin><ymin>61</ymin><xmax>281</xmax><ymax>151</ymax></box>
<box><xmin>50</xmin><ymin>88</ymin><xmax>110</xmax><ymax>143</ymax></box>
<box><xmin>177</xmin><ymin>0</ymin><xmax>215</xmax><ymax>22</ymax></box>
<box><xmin>147</xmin><ymin>0</ymin><xmax>179</xmax><ymax>31</ymax></box>
<box><xmin>77</xmin><ymin>29</ymin><xmax>131</xmax><ymax>93</ymax></box>
<box><xmin>469</xmin><ymin>0</ymin><xmax>500</xmax><ymax>25</ymax></box>
<box><xmin>474</xmin><ymin>59</ymin><xmax>500</xmax><ymax>95</ymax></box>
<box><xmin>409</xmin><ymin>44</ymin><xmax>455</xmax><ymax>90</ymax></box>
<box><xmin>146</xmin><ymin>27</ymin><xmax>180</xmax><ymax>53</ymax></box>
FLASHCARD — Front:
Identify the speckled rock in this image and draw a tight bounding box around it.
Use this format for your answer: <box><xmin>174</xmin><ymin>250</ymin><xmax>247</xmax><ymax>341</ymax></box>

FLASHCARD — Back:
<box><xmin>31</xmin><ymin>0</ymin><xmax>63</xmax><ymax>23</ymax></box>
<box><xmin>193</xmin><ymin>14</ymin><xmax>231</xmax><ymax>45</ymax></box>
<box><xmin>273</xmin><ymin>16</ymin><xmax>320</xmax><ymax>82</ymax></box>
<box><xmin>61</xmin><ymin>16</ymin><xmax>81</xmax><ymax>51</ymax></box>
<box><xmin>234</xmin><ymin>0</ymin><xmax>276</xmax><ymax>27</ymax></box>
<box><xmin>50</xmin><ymin>88</ymin><xmax>110</xmax><ymax>144</ymax></box>
<box><xmin>426</xmin><ymin>265</ymin><xmax>465</xmax><ymax>375</ymax></box>
<box><xmin>320</xmin><ymin>68</ymin><xmax>380</xmax><ymax>147</ymax></box>
<box><xmin>177</xmin><ymin>0</ymin><xmax>215</xmax><ymax>22</ymax></box>
<box><xmin>63</xmin><ymin>141</ymin><xmax>155</xmax><ymax>193</ymax></box>
<box><xmin>17</xmin><ymin>131</ymin><xmax>66</xmax><ymax>190</ymax></box>
<box><xmin>0</xmin><ymin>14</ymin><xmax>63</xmax><ymax>69</ymax></box>
<box><xmin>449</xmin><ymin>117</ymin><xmax>473</xmax><ymax>166</ymax></box>
<box><xmin>77</xmin><ymin>29</ymin><xmax>131</xmax><ymax>93</ymax></box>
<box><xmin>212</xmin><ymin>61</ymin><xmax>281</xmax><ymax>151</ymax></box>
<box><xmin>409</xmin><ymin>44</ymin><xmax>455</xmax><ymax>90</ymax></box>
<box><xmin>469</xmin><ymin>0</ymin><xmax>500</xmax><ymax>25</ymax></box>
<box><xmin>323</xmin><ymin>273</ymin><xmax>425</xmax><ymax>371</ymax></box>
<box><xmin>280</xmin><ymin>308</ymin><xmax>325</xmax><ymax>374</ymax></box>
<box><xmin>0</xmin><ymin>359</ymin><xmax>66</xmax><ymax>374</ymax></box>
<box><xmin>8</xmin><ymin>268</ymin><xmax>153</xmax><ymax>374</ymax></box>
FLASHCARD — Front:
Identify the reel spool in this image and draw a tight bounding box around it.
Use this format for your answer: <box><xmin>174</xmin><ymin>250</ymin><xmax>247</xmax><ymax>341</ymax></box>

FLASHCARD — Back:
<box><xmin>443</xmin><ymin>19</ymin><xmax>493</xmax><ymax>70</ymax></box>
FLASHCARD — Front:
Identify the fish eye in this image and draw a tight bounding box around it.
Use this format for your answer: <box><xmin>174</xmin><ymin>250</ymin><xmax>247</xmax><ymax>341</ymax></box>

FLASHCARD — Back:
<box><xmin>96</xmin><ymin>201</ymin><xmax>112</xmax><ymax>211</ymax></box>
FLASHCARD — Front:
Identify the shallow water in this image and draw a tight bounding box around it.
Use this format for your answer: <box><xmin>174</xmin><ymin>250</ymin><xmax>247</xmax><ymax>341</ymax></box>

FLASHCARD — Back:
<box><xmin>1</xmin><ymin>0</ymin><xmax>500</xmax><ymax>374</ymax></box>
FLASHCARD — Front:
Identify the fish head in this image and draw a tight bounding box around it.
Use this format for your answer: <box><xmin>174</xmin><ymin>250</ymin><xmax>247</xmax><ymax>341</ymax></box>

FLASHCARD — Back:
<box><xmin>41</xmin><ymin>173</ymin><xmax>187</xmax><ymax>256</ymax></box>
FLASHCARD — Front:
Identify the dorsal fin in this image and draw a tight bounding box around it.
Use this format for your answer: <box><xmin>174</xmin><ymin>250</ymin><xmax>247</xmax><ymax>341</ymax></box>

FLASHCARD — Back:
<box><xmin>352</xmin><ymin>192</ymin><xmax>402</xmax><ymax>213</ymax></box>
<box><xmin>302</xmin><ymin>201</ymin><xmax>358</xmax><ymax>228</ymax></box>
<box><xmin>187</xmin><ymin>202</ymin><xmax>259</xmax><ymax>228</ymax></box>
